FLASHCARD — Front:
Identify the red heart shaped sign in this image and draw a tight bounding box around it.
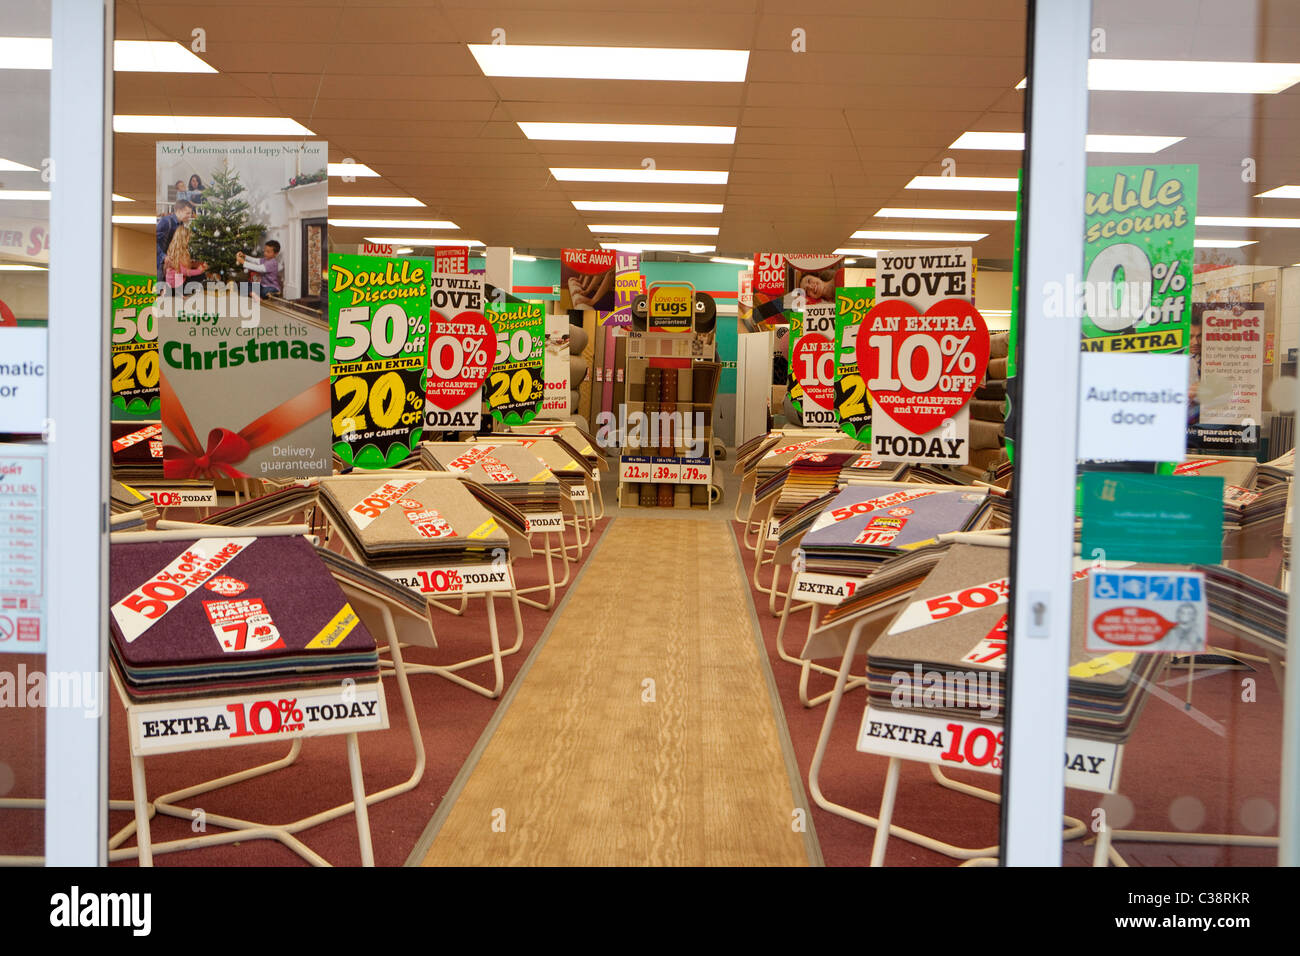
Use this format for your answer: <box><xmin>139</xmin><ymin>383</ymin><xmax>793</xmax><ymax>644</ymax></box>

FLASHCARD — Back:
<box><xmin>792</xmin><ymin>332</ymin><xmax>835</xmax><ymax>410</ymax></box>
<box><xmin>426</xmin><ymin>309</ymin><xmax>495</xmax><ymax>410</ymax></box>
<box><xmin>855</xmin><ymin>297</ymin><xmax>989</xmax><ymax>435</ymax></box>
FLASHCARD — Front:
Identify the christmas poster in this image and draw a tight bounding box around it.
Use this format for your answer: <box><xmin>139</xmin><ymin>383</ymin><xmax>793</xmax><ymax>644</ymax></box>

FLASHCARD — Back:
<box><xmin>110</xmin><ymin>272</ymin><xmax>161</xmax><ymax>420</ymax></box>
<box><xmin>156</xmin><ymin>141</ymin><xmax>332</xmax><ymax>479</ymax></box>
<box><xmin>154</xmin><ymin>141</ymin><xmax>327</xmax><ymax>299</ymax></box>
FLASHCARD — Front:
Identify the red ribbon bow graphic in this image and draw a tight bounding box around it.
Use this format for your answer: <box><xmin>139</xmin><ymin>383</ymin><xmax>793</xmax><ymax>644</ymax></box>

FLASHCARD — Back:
<box><xmin>160</xmin><ymin>372</ymin><xmax>330</xmax><ymax>480</ymax></box>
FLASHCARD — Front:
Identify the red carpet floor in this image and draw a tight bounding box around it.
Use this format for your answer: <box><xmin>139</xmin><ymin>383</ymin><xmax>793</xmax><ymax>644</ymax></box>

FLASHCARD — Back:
<box><xmin>730</xmin><ymin>523</ymin><xmax>1283</xmax><ymax>867</ymax></box>
<box><xmin>1</xmin><ymin>519</ymin><xmax>609</xmax><ymax>865</ymax></box>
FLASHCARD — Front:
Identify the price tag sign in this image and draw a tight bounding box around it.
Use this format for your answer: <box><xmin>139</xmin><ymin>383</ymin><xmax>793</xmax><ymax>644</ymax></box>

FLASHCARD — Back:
<box><xmin>328</xmin><ymin>254</ymin><xmax>430</xmax><ymax>469</ymax></box>
<box><xmin>620</xmin><ymin>455</ymin><xmax>652</xmax><ymax>482</ymax></box>
<box><xmin>834</xmin><ymin>287</ymin><xmax>875</xmax><ymax>441</ymax></box>
<box><xmin>679</xmin><ymin>460</ymin><xmax>711</xmax><ymax>485</ymax></box>
<box><xmin>485</xmin><ymin>301</ymin><xmax>545</xmax><ymax>426</ymax></box>
<box><xmin>650</xmin><ymin>457</ymin><xmax>682</xmax><ymax>483</ymax></box>
<box><xmin>110</xmin><ymin>273</ymin><xmax>162</xmax><ymax>420</ymax></box>
<box><xmin>425</xmin><ymin>273</ymin><xmax>492</xmax><ymax>432</ymax></box>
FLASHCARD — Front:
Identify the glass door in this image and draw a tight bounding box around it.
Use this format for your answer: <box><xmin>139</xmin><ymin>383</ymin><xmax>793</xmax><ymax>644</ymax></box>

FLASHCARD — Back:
<box><xmin>1006</xmin><ymin>0</ymin><xmax>1298</xmax><ymax>872</ymax></box>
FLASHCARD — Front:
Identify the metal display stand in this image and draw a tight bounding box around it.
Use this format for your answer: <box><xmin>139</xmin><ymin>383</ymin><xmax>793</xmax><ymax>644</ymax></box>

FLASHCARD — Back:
<box><xmin>103</xmin><ymin>525</ymin><xmax>390</xmax><ymax>867</ymax></box>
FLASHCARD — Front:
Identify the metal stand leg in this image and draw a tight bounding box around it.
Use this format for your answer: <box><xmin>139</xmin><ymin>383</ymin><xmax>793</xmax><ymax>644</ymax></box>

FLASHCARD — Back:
<box><xmin>346</xmin><ymin>733</ymin><xmax>375</xmax><ymax>867</ymax></box>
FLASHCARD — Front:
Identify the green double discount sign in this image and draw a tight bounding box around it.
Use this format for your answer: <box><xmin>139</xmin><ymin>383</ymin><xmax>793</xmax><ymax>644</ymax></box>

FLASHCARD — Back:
<box><xmin>1082</xmin><ymin>164</ymin><xmax>1197</xmax><ymax>354</ymax></box>
<box><xmin>110</xmin><ymin>272</ymin><xmax>162</xmax><ymax>420</ymax></box>
<box><xmin>328</xmin><ymin>254</ymin><xmax>430</xmax><ymax>469</ymax></box>
<box><xmin>485</xmin><ymin>301</ymin><xmax>545</xmax><ymax>426</ymax></box>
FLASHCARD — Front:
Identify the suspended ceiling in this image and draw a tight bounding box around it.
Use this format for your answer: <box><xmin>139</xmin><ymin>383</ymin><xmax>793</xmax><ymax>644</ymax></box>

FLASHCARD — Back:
<box><xmin>95</xmin><ymin>0</ymin><xmax>1300</xmax><ymax>267</ymax></box>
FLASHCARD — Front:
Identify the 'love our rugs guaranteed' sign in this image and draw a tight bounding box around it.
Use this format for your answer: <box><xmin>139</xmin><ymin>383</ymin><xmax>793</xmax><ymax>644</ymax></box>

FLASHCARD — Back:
<box><xmin>328</xmin><ymin>254</ymin><xmax>430</xmax><ymax>469</ymax></box>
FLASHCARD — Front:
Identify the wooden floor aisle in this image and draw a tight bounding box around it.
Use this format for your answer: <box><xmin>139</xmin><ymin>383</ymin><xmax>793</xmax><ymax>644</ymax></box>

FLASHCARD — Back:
<box><xmin>418</xmin><ymin>517</ymin><xmax>814</xmax><ymax>866</ymax></box>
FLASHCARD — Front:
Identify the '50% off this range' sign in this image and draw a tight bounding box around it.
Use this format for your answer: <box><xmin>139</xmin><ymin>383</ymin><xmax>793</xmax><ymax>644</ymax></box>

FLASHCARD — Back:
<box><xmin>328</xmin><ymin>255</ymin><xmax>431</xmax><ymax>469</ymax></box>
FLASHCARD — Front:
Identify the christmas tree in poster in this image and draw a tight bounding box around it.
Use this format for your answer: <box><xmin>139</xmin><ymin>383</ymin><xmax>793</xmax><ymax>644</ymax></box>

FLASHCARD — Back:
<box><xmin>188</xmin><ymin>161</ymin><xmax>268</xmax><ymax>283</ymax></box>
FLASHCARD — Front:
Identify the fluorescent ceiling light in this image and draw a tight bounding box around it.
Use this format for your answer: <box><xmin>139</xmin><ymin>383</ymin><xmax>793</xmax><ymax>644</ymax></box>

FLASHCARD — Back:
<box><xmin>519</xmin><ymin>122</ymin><xmax>735</xmax><ymax>144</ymax></box>
<box><xmin>328</xmin><ymin>162</ymin><xmax>379</xmax><ymax>178</ymax></box>
<box><xmin>851</xmin><ymin>230</ymin><xmax>988</xmax><ymax>242</ymax></box>
<box><xmin>588</xmin><ymin>224</ymin><xmax>719</xmax><ymax>235</ymax></box>
<box><xmin>834</xmin><ymin>248</ymin><xmax>882</xmax><ymax>257</ymax></box>
<box><xmin>362</xmin><ymin>236</ymin><xmax>483</xmax><ymax>247</ymax></box>
<box><xmin>551</xmin><ymin>167</ymin><xmax>728</xmax><ymax>185</ymax></box>
<box><xmin>114</xmin><ymin>115</ymin><xmax>314</xmax><ymax>136</ymax></box>
<box><xmin>1196</xmin><ymin>216</ymin><xmax>1300</xmax><ymax>228</ymax></box>
<box><xmin>0</xmin><ymin>263</ymin><xmax>45</xmax><ymax>271</ymax></box>
<box><xmin>330</xmin><ymin>218</ymin><xmax>457</xmax><ymax>229</ymax></box>
<box><xmin>0</xmin><ymin>157</ymin><xmax>38</xmax><ymax>173</ymax></box>
<box><xmin>905</xmin><ymin>176</ymin><xmax>1019</xmax><ymax>192</ymax></box>
<box><xmin>1194</xmin><ymin>238</ymin><xmax>1257</xmax><ymax>248</ymax></box>
<box><xmin>0</xmin><ymin>38</ymin><xmax>215</xmax><ymax>72</ymax></box>
<box><xmin>393</xmin><ymin>247</ymin><xmax>414</xmax><ymax>255</ymax></box>
<box><xmin>573</xmin><ymin>200</ymin><xmax>722</xmax><ymax>213</ymax></box>
<box><xmin>1255</xmin><ymin>185</ymin><xmax>1300</xmax><ymax>199</ymax></box>
<box><xmin>1086</xmin><ymin>134</ymin><xmax>1184</xmax><ymax>153</ymax></box>
<box><xmin>1090</xmin><ymin>59</ymin><xmax>1300</xmax><ymax>94</ymax></box>
<box><xmin>710</xmin><ymin>257</ymin><xmax>751</xmax><ymax>265</ymax></box>
<box><xmin>0</xmin><ymin>189</ymin><xmax>130</xmax><ymax>202</ymax></box>
<box><xmin>949</xmin><ymin>131</ymin><xmax>1182</xmax><ymax>153</ymax></box>
<box><xmin>982</xmin><ymin>309</ymin><xmax>1012</xmax><ymax>317</ymax></box>
<box><xmin>328</xmin><ymin>196</ymin><xmax>425</xmax><ymax>207</ymax></box>
<box><xmin>112</xmin><ymin>215</ymin><xmax>155</xmax><ymax>224</ymax></box>
<box><xmin>469</xmin><ymin>44</ymin><xmax>748</xmax><ymax>83</ymax></box>
<box><xmin>513</xmin><ymin>254</ymin><xmax>538</xmax><ymax>262</ymax></box>
<box><xmin>599</xmin><ymin>242</ymin><xmax>716</xmax><ymax>253</ymax></box>
<box><xmin>875</xmin><ymin>207</ymin><xmax>1016</xmax><ymax>221</ymax></box>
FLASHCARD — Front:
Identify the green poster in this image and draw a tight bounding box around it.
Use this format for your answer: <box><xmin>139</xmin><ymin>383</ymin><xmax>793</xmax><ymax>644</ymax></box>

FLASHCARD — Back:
<box><xmin>1079</xmin><ymin>472</ymin><xmax>1223</xmax><ymax>564</ymax></box>
<box><xmin>328</xmin><ymin>254</ymin><xmax>430</xmax><ymax>469</ymax></box>
<box><xmin>110</xmin><ymin>272</ymin><xmax>162</xmax><ymax>420</ymax></box>
<box><xmin>486</xmin><ymin>301</ymin><xmax>546</xmax><ymax>426</ymax></box>
<box><xmin>833</xmin><ymin>286</ymin><xmax>875</xmax><ymax>442</ymax></box>
<box><xmin>1082</xmin><ymin>164</ymin><xmax>1197</xmax><ymax>354</ymax></box>
<box><xmin>786</xmin><ymin>308</ymin><xmax>803</xmax><ymax>415</ymax></box>
<box><xmin>1006</xmin><ymin>173</ymin><xmax>1023</xmax><ymax>463</ymax></box>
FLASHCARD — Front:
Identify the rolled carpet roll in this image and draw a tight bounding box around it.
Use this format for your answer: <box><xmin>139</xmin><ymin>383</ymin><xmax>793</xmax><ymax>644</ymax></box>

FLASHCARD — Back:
<box><xmin>969</xmin><ymin>418</ymin><xmax>1006</xmax><ymax>449</ymax></box>
<box><xmin>988</xmin><ymin>357</ymin><xmax>1008</xmax><ymax>380</ymax></box>
<box><xmin>969</xmin><ymin>399</ymin><xmax>1007</xmax><ymax>423</ymax></box>
<box><xmin>989</xmin><ymin>332</ymin><xmax>1009</xmax><ymax>359</ymax></box>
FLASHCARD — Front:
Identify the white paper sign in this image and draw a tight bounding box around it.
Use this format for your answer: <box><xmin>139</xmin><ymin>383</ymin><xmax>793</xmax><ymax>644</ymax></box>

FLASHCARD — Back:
<box><xmin>856</xmin><ymin>706</ymin><xmax>1119</xmax><ymax>794</ymax></box>
<box><xmin>0</xmin><ymin>328</ymin><xmax>47</xmax><ymax>433</ymax></box>
<box><xmin>1077</xmin><ymin>351</ymin><xmax>1189</xmax><ymax>462</ymax></box>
